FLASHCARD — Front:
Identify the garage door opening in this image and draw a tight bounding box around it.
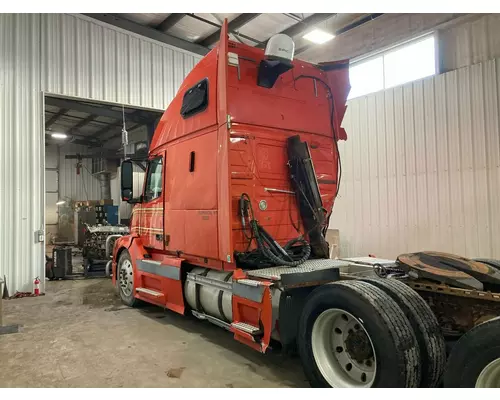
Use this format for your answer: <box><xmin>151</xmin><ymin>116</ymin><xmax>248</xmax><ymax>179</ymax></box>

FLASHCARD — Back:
<box><xmin>44</xmin><ymin>95</ymin><xmax>162</xmax><ymax>279</ymax></box>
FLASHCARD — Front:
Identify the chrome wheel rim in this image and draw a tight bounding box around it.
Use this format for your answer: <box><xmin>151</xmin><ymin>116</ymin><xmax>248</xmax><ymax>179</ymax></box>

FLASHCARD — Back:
<box><xmin>119</xmin><ymin>259</ymin><xmax>133</xmax><ymax>297</ymax></box>
<box><xmin>476</xmin><ymin>358</ymin><xmax>500</xmax><ymax>388</ymax></box>
<box><xmin>312</xmin><ymin>308</ymin><xmax>377</xmax><ymax>388</ymax></box>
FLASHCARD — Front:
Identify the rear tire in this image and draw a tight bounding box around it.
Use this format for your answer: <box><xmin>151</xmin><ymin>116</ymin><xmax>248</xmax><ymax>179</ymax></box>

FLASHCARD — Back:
<box><xmin>117</xmin><ymin>250</ymin><xmax>139</xmax><ymax>307</ymax></box>
<box><xmin>362</xmin><ymin>277</ymin><xmax>446</xmax><ymax>387</ymax></box>
<box><xmin>444</xmin><ymin>316</ymin><xmax>500</xmax><ymax>388</ymax></box>
<box><xmin>297</xmin><ymin>280</ymin><xmax>420</xmax><ymax>388</ymax></box>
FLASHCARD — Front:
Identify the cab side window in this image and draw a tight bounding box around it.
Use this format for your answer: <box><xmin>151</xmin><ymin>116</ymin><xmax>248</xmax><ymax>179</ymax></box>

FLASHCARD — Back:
<box><xmin>180</xmin><ymin>78</ymin><xmax>208</xmax><ymax>119</ymax></box>
<box><xmin>144</xmin><ymin>157</ymin><xmax>163</xmax><ymax>202</ymax></box>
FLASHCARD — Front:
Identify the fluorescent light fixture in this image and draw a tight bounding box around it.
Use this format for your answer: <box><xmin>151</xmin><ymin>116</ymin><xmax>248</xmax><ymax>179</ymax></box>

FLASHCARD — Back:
<box><xmin>51</xmin><ymin>132</ymin><xmax>68</xmax><ymax>139</ymax></box>
<box><xmin>56</xmin><ymin>200</ymin><xmax>66</xmax><ymax>205</ymax></box>
<box><xmin>303</xmin><ymin>29</ymin><xmax>335</xmax><ymax>44</ymax></box>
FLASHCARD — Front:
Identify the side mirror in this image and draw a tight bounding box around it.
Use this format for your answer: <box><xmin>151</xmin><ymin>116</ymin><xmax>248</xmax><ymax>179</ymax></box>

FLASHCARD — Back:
<box><xmin>121</xmin><ymin>160</ymin><xmax>135</xmax><ymax>202</ymax></box>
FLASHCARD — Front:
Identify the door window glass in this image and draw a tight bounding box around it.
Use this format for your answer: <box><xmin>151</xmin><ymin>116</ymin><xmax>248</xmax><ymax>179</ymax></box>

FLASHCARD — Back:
<box><xmin>144</xmin><ymin>157</ymin><xmax>163</xmax><ymax>201</ymax></box>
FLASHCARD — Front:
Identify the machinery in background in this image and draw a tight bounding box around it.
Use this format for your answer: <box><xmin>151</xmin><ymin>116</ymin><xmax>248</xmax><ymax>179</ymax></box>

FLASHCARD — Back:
<box><xmin>74</xmin><ymin>200</ymin><xmax>116</xmax><ymax>246</ymax></box>
<box><xmin>82</xmin><ymin>224</ymin><xmax>129</xmax><ymax>277</ymax></box>
<box><xmin>72</xmin><ymin>199</ymin><xmax>127</xmax><ymax>277</ymax></box>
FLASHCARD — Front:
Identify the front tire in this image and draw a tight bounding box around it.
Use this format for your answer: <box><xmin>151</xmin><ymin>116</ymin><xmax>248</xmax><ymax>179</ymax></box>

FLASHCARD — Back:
<box><xmin>297</xmin><ymin>280</ymin><xmax>420</xmax><ymax>388</ymax></box>
<box><xmin>117</xmin><ymin>250</ymin><xmax>139</xmax><ymax>307</ymax></box>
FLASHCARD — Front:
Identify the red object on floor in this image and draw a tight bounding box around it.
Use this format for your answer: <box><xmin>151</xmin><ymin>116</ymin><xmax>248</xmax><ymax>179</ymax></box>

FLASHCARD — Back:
<box><xmin>33</xmin><ymin>277</ymin><xmax>40</xmax><ymax>296</ymax></box>
<box><xmin>9</xmin><ymin>291</ymin><xmax>45</xmax><ymax>299</ymax></box>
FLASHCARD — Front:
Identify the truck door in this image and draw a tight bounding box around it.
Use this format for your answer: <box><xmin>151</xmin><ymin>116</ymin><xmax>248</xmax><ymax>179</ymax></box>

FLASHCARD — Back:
<box><xmin>140</xmin><ymin>154</ymin><xmax>164</xmax><ymax>250</ymax></box>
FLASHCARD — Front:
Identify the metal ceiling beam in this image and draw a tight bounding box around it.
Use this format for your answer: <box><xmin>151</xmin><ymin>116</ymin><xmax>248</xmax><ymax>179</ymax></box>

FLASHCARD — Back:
<box><xmin>45</xmin><ymin>133</ymin><xmax>100</xmax><ymax>147</ymax></box>
<box><xmin>295</xmin><ymin>13</ymin><xmax>384</xmax><ymax>56</ymax></box>
<box><xmin>87</xmin><ymin>124</ymin><xmax>116</xmax><ymax>143</ymax></box>
<box><xmin>257</xmin><ymin>13</ymin><xmax>336</xmax><ymax>48</ymax></box>
<box><xmin>186</xmin><ymin>14</ymin><xmax>262</xmax><ymax>46</ymax></box>
<box><xmin>69</xmin><ymin>115</ymin><xmax>96</xmax><ymax>132</ymax></box>
<box><xmin>156</xmin><ymin>14</ymin><xmax>185</xmax><ymax>32</ymax></box>
<box><xmin>198</xmin><ymin>13</ymin><xmax>261</xmax><ymax>47</ymax></box>
<box><xmin>87</xmin><ymin>110</ymin><xmax>151</xmax><ymax>146</ymax></box>
<box><xmin>45</xmin><ymin>96</ymin><xmax>150</xmax><ymax>125</ymax></box>
<box><xmin>45</xmin><ymin>110</ymin><xmax>126</xmax><ymax>129</ymax></box>
<box><xmin>83</xmin><ymin>13</ymin><xmax>209</xmax><ymax>56</ymax></box>
<box><xmin>63</xmin><ymin>148</ymin><xmax>126</xmax><ymax>160</ymax></box>
<box><xmin>45</xmin><ymin>108</ymin><xmax>68</xmax><ymax>129</ymax></box>
<box><xmin>284</xmin><ymin>13</ymin><xmax>304</xmax><ymax>22</ymax></box>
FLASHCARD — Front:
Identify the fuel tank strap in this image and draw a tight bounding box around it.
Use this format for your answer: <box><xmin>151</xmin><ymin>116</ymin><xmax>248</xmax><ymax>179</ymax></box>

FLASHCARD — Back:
<box><xmin>218</xmin><ymin>272</ymin><xmax>233</xmax><ymax>322</ymax></box>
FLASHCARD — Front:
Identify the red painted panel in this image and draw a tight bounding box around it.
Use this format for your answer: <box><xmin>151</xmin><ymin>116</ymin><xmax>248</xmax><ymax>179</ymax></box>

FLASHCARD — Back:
<box><xmin>228</xmin><ymin>124</ymin><xmax>338</xmax><ymax>252</ymax></box>
<box><xmin>226</xmin><ymin>44</ymin><xmax>334</xmax><ymax>137</ymax></box>
<box><xmin>217</xmin><ymin>22</ymin><xmax>233</xmax><ymax>264</ymax></box>
<box><xmin>164</xmin><ymin>129</ymin><xmax>218</xmax><ymax>210</ymax></box>
<box><xmin>231</xmin><ymin>282</ymin><xmax>273</xmax><ymax>353</ymax></box>
<box><xmin>164</xmin><ymin>210</ymin><xmax>185</xmax><ymax>252</ymax></box>
<box><xmin>184</xmin><ymin>210</ymin><xmax>218</xmax><ymax>259</ymax></box>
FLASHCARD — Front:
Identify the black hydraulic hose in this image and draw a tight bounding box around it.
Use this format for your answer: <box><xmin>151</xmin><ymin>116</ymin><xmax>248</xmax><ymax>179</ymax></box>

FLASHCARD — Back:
<box><xmin>293</xmin><ymin>74</ymin><xmax>343</xmax><ymax>237</ymax></box>
<box><xmin>239</xmin><ymin>193</ymin><xmax>311</xmax><ymax>267</ymax></box>
<box><xmin>293</xmin><ymin>74</ymin><xmax>342</xmax><ymax>199</ymax></box>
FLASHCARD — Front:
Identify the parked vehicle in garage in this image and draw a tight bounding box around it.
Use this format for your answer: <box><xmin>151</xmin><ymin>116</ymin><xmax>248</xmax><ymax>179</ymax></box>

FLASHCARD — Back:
<box><xmin>111</xmin><ymin>20</ymin><xmax>499</xmax><ymax>388</ymax></box>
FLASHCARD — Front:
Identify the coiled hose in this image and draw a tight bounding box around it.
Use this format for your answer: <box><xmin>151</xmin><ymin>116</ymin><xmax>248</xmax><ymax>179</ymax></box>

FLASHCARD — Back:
<box><xmin>239</xmin><ymin>193</ymin><xmax>311</xmax><ymax>267</ymax></box>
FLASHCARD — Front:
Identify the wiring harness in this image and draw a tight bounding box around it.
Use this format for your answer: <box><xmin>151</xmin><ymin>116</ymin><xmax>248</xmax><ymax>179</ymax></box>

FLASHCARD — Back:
<box><xmin>236</xmin><ymin>193</ymin><xmax>311</xmax><ymax>268</ymax></box>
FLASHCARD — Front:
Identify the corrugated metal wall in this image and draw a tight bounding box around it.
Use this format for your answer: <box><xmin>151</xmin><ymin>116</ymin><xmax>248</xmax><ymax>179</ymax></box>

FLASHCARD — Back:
<box><xmin>41</xmin><ymin>14</ymin><xmax>199</xmax><ymax>109</ymax></box>
<box><xmin>439</xmin><ymin>14</ymin><xmax>500</xmax><ymax>72</ymax></box>
<box><xmin>0</xmin><ymin>14</ymin><xmax>43</xmax><ymax>294</ymax></box>
<box><xmin>332</xmin><ymin>57</ymin><xmax>500</xmax><ymax>260</ymax></box>
<box><xmin>0</xmin><ymin>13</ymin><xmax>200</xmax><ymax>293</ymax></box>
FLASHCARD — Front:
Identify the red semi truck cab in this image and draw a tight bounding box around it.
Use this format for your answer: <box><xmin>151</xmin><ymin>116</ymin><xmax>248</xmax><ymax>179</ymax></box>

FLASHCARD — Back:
<box><xmin>110</xmin><ymin>21</ymin><xmax>433</xmax><ymax>388</ymax></box>
<box><xmin>113</xmin><ymin>19</ymin><xmax>348</xmax><ymax>341</ymax></box>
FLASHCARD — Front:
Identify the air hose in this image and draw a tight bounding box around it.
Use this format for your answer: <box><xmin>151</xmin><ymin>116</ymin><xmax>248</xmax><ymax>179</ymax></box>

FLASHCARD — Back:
<box><xmin>238</xmin><ymin>193</ymin><xmax>311</xmax><ymax>267</ymax></box>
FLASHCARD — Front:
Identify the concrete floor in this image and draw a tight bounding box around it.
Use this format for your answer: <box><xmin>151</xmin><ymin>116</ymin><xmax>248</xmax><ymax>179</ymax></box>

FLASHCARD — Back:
<box><xmin>0</xmin><ymin>278</ymin><xmax>307</xmax><ymax>388</ymax></box>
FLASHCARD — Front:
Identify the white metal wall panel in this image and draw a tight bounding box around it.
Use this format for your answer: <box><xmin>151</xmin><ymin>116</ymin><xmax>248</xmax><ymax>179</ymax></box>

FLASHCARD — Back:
<box><xmin>44</xmin><ymin>146</ymin><xmax>59</xmax><ymax>242</ymax></box>
<box><xmin>0</xmin><ymin>14</ymin><xmax>43</xmax><ymax>293</ymax></box>
<box><xmin>45</xmin><ymin>170</ymin><xmax>58</xmax><ymax>193</ymax></box>
<box><xmin>0</xmin><ymin>13</ymin><xmax>200</xmax><ymax>294</ymax></box>
<box><xmin>439</xmin><ymin>14</ymin><xmax>500</xmax><ymax>72</ymax></box>
<box><xmin>332</xmin><ymin>57</ymin><xmax>500</xmax><ymax>260</ymax></box>
<box><xmin>41</xmin><ymin>13</ymin><xmax>201</xmax><ymax>108</ymax></box>
<box><xmin>45</xmin><ymin>192</ymin><xmax>59</xmax><ymax>226</ymax></box>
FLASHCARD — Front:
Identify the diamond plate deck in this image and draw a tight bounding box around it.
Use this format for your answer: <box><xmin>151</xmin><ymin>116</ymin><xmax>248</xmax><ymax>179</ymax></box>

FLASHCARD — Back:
<box><xmin>232</xmin><ymin>322</ymin><xmax>261</xmax><ymax>334</ymax></box>
<box><xmin>247</xmin><ymin>259</ymin><xmax>348</xmax><ymax>282</ymax></box>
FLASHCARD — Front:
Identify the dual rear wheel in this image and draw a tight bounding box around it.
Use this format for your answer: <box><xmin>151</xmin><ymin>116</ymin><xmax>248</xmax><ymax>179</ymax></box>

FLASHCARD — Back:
<box><xmin>298</xmin><ymin>279</ymin><xmax>446</xmax><ymax>388</ymax></box>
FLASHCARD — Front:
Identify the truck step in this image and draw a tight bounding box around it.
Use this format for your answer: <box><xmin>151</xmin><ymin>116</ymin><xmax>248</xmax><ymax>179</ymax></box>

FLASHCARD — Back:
<box><xmin>231</xmin><ymin>322</ymin><xmax>262</xmax><ymax>335</ymax></box>
<box><xmin>136</xmin><ymin>287</ymin><xmax>164</xmax><ymax>297</ymax></box>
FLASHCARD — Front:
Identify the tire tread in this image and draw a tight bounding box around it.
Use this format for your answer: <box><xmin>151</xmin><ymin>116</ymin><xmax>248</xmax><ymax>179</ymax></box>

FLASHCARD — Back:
<box><xmin>362</xmin><ymin>277</ymin><xmax>446</xmax><ymax>387</ymax></box>
<box><xmin>334</xmin><ymin>281</ymin><xmax>420</xmax><ymax>388</ymax></box>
